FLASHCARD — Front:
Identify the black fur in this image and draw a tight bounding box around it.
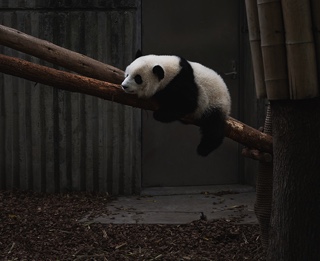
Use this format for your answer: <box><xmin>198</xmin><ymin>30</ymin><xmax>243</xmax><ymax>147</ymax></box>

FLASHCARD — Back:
<box><xmin>151</xmin><ymin>56</ymin><xmax>226</xmax><ymax>157</ymax></box>
<box><xmin>153</xmin><ymin>57</ymin><xmax>198</xmax><ymax>122</ymax></box>
<box><xmin>197</xmin><ymin>108</ymin><xmax>226</xmax><ymax>157</ymax></box>
<box><xmin>135</xmin><ymin>49</ymin><xmax>143</xmax><ymax>59</ymax></box>
<box><xmin>153</xmin><ymin>65</ymin><xmax>165</xmax><ymax>81</ymax></box>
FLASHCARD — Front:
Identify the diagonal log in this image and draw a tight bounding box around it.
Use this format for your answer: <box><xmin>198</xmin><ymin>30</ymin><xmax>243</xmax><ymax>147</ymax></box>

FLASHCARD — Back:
<box><xmin>0</xmin><ymin>24</ymin><xmax>124</xmax><ymax>84</ymax></box>
<box><xmin>0</xmin><ymin>53</ymin><xmax>273</xmax><ymax>153</ymax></box>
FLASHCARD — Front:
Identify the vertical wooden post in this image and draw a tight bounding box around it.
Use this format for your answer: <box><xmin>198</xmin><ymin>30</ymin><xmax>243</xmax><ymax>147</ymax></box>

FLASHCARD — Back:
<box><xmin>311</xmin><ymin>0</ymin><xmax>320</xmax><ymax>80</ymax></box>
<box><xmin>257</xmin><ymin>0</ymin><xmax>289</xmax><ymax>99</ymax></box>
<box><xmin>245</xmin><ymin>0</ymin><xmax>266</xmax><ymax>99</ymax></box>
<box><xmin>281</xmin><ymin>0</ymin><xmax>319</xmax><ymax>99</ymax></box>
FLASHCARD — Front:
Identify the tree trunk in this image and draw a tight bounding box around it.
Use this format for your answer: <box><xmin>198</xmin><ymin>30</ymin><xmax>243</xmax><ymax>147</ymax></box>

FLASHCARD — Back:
<box><xmin>268</xmin><ymin>98</ymin><xmax>320</xmax><ymax>260</ymax></box>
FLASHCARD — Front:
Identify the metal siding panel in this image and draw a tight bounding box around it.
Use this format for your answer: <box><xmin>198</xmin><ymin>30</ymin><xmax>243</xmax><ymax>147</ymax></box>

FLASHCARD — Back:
<box><xmin>0</xmin><ymin>4</ymin><xmax>141</xmax><ymax>194</ymax></box>
<box><xmin>111</xmin><ymin>103</ymin><xmax>121</xmax><ymax>195</ymax></box>
<box><xmin>123</xmin><ymin>106</ymin><xmax>133</xmax><ymax>194</ymax></box>
<box><xmin>110</xmin><ymin>12</ymin><xmax>125</xmax><ymax>194</ymax></box>
<box><xmin>44</xmin><ymin>85</ymin><xmax>55</xmax><ymax>193</ymax></box>
<box><xmin>30</xmin><ymin>82</ymin><xmax>40</xmax><ymax>191</ymax></box>
<box><xmin>0</xmin><ymin>0</ymin><xmax>139</xmax><ymax>9</ymax></box>
<box><xmin>4</xmin><ymin>73</ymin><xmax>13</xmax><ymax>189</ymax></box>
<box><xmin>70</xmin><ymin>93</ymin><xmax>81</xmax><ymax>191</ymax></box>
<box><xmin>24</xmin><ymin>82</ymin><xmax>33</xmax><ymax>190</ymax></box>
<box><xmin>84</xmin><ymin>11</ymin><xmax>98</xmax><ymax>192</ymax></box>
<box><xmin>0</xmin><ymin>52</ymin><xmax>5</xmax><ymax>190</ymax></box>
<box><xmin>106</xmin><ymin>102</ymin><xmax>114</xmax><ymax>193</ymax></box>
<box><xmin>40</xmin><ymin>13</ymin><xmax>56</xmax><ymax>193</ymax></box>
<box><xmin>17</xmin><ymin>12</ymin><xmax>30</xmax><ymax>190</ymax></box>
<box><xmin>84</xmin><ymin>95</ymin><xmax>93</xmax><ymax>191</ymax></box>
<box><xmin>0</xmin><ymin>17</ymin><xmax>5</xmax><ymax>190</ymax></box>
<box><xmin>17</xmin><ymin>75</ymin><xmax>26</xmax><ymax>189</ymax></box>
<box><xmin>2</xmin><ymin>14</ymin><xmax>12</xmax><ymax>189</ymax></box>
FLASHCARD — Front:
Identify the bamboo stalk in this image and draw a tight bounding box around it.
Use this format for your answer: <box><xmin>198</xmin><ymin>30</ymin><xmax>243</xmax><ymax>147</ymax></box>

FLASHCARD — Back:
<box><xmin>0</xmin><ymin>54</ymin><xmax>273</xmax><ymax>153</ymax></box>
<box><xmin>245</xmin><ymin>0</ymin><xmax>267</xmax><ymax>99</ymax></box>
<box><xmin>257</xmin><ymin>0</ymin><xmax>289</xmax><ymax>100</ymax></box>
<box><xmin>281</xmin><ymin>0</ymin><xmax>319</xmax><ymax>99</ymax></box>
<box><xmin>310</xmin><ymin>0</ymin><xmax>320</xmax><ymax>81</ymax></box>
<box><xmin>0</xmin><ymin>24</ymin><xmax>124</xmax><ymax>84</ymax></box>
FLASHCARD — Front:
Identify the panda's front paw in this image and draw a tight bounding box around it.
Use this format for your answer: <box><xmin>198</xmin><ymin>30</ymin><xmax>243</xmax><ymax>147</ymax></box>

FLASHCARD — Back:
<box><xmin>153</xmin><ymin>110</ymin><xmax>176</xmax><ymax>122</ymax></box>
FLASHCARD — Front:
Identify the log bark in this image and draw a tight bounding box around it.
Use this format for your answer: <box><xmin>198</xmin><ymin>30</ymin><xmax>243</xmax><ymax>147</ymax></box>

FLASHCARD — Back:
<box><xmin>267</xmin><ymin>98</ymin><xmax>320</xmax><ymax>260</ymax></box>
<box><xmin>0</xmin><ymin>24</ymin><xmax>124</xmax><ymax>84</ymax></box>
<box><xmin>0</xmin><ymin>53</ymin><xmax>273</xmax><ymax>153</ymax></box>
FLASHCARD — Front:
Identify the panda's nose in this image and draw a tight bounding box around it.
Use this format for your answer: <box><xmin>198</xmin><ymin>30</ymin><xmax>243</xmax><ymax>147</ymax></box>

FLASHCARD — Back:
<box><xmin>122</xmin><ymin>85</ymin><xmax>129</xmax><ymax>90</ymax></box>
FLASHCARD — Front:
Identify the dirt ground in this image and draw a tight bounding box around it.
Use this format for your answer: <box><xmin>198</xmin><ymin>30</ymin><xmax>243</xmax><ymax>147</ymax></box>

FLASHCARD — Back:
<box><xmin>0</xmin><ymin>190</ymin><xmax>266</xmax><ymax>260</ymax></box>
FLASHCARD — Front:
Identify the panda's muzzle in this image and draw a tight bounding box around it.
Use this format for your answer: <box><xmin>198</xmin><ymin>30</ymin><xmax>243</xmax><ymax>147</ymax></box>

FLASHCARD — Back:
<box><xmin>122</xmin><ymin>85</ymin><xmax>135</xmax><ymax>94</ymax></box>
<box><xmin>121</xmin><ymin>85</ymin><xmax>129</xmax><ymax>90</ymax></box>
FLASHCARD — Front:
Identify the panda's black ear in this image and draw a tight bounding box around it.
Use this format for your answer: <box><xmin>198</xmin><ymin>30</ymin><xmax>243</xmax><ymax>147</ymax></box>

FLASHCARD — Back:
<box><xmin>135</xmin><ymin>49</ymin><xmax>143</xmax><ymax>59</ymax></box>
<box><xmin>153</xmin><ymin>65</ymin><xmax>164</xmax><ymax>81</ymax></box>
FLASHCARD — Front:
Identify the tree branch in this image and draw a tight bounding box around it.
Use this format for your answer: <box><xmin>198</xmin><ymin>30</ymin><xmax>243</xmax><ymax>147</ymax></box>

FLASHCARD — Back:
<box><xmin>0</xmin><ymin>53</ymin><xmax>273</xmax><ymax>153</ymax></box>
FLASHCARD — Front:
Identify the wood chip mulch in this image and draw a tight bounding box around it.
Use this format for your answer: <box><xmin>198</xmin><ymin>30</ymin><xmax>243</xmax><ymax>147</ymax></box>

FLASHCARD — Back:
<box><xmin>0</xmin><ymin>190</ymin><xmax>265</xmax><ymax>260</ymax></box>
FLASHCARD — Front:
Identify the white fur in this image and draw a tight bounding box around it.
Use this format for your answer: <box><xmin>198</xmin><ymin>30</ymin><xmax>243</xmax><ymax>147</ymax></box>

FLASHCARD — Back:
<box><xmin>122</xmin><ymin>55</ymin><xmax>231</xmax><ymax>118</ymax></box>
<box><xmin>190</xmin><ymin>61</ymin><xmax>231</xmax><ymax>118</ymax></box>
<box><xmin>122</xmin><ymin>55</ymin><xmax>181</xmax><ymax>98</ymax></box>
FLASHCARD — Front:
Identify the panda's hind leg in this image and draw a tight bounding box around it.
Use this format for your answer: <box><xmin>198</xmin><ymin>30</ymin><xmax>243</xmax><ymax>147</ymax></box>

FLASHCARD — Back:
<box><xmin>197</xmin><ymin>108</ymin><xmax>226</xmax><ymax>157</ymax></box>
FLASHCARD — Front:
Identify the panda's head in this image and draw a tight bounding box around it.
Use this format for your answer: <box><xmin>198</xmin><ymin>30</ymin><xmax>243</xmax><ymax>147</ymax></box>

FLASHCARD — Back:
<box><xmin>121</xmin><ymin>55</ymin><xmax>166</xmax><ymax>98</ymax></box>
<box><xmin>122</xmin><ymin>53</ymin><xmax>182</xmax><ymax>98</ymax></box>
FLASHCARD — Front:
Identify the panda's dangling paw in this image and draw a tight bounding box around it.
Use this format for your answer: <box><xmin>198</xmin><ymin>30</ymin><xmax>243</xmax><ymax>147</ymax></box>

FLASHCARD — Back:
<box><xmin>197</xmin><ymin>143</ymin><xmax>213</xmax><ymax>157</ymax></box>
<box><xmin>197</xmin><ymin>136</ymin><xmax>224</xmax><ymax>157</ymax></box>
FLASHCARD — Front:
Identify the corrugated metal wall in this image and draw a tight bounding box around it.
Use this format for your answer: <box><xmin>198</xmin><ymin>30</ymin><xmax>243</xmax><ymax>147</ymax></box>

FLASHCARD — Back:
<box><xmin>0</xmin><ymin>0</ymin><xmax>142</xmax><ymax>194</ymax></box>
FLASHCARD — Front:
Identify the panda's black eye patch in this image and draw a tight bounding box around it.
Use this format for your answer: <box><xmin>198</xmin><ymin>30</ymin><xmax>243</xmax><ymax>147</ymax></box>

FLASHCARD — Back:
<box><xmin>134</xmin><ymin>74</ymin><xmax>143</xmax><ymax>84</ymax></box>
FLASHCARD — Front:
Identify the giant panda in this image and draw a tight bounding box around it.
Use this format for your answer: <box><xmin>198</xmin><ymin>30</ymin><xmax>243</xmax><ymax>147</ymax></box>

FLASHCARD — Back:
<box><xmin>121</xmin><ymin>52</ymin><xmax>231</xmax><ymax>157</ymax></box>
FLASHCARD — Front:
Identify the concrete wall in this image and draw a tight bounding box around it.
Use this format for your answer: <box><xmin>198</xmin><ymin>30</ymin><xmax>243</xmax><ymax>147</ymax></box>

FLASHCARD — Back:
<box><xmin>0</xmin><ymin>0</ymin><xmax>142</xmax><ymax>194</ymax></box>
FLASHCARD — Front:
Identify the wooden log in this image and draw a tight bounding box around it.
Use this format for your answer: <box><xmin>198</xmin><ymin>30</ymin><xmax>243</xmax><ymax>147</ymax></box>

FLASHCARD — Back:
<box><xmin>257</xmin><ymin>0</ymin><xmax>289</xmax><ymax>100</ymax></box>
<box><xmin>0</xmin><ymin>54</ymin><xmax>273</xmax><ymax>153</ymax></box>
<box><xmin>0</xmin><ymin>24</ymin><xmax>124</xmax><ymax>84</ymax></box>
<box><xmin>245</xmin><ymin>0</ymin><xmax>267</xmax><ymax>99</ymax></box>
<box><xmin>242</xmin><ymin>147</ymin><xmax>272</xmax><ymax>163</ymax></box>
<box><xmin>281</xmin><ymin>0</ymin><xmax>319</xmax><ymax>99</ymax></box>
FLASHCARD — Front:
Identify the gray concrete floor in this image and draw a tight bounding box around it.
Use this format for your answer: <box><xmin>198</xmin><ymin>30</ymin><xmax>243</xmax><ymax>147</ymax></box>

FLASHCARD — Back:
<box><xmin>81</xmin><ymin>184</ymin><xmax>257</xmax><ymax>225</ymax></box>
